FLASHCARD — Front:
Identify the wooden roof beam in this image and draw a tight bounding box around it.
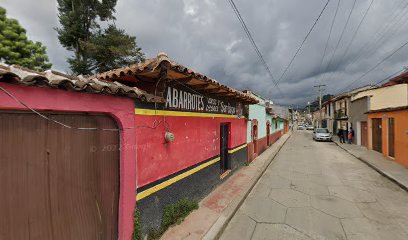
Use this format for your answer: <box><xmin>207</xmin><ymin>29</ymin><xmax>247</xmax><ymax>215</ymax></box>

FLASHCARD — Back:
<box><xmin>189</xmin><ymin>83</ymin><xmax>210</xmax><ymax>90</ymax></box>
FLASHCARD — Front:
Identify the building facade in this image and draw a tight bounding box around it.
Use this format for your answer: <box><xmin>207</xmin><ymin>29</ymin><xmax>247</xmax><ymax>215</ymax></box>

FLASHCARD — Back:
<box><xmin>0</xmin><ymin>65</ymin><xmax>142</xmax><ymax>239</ymax></box>
<box><xmin>329</xmin><ymin>86</ymin><xmax>374</xmax><ymax>134</ymax></box>
<box><xmin>349</xmin><ymin>96</ymin><xmax>369</xmax><ymax>146</ymax></box>
<box><xmin>321</xmin><ymin>100</ymin><xmax>335</xmax><ymax>132</ymax></box>
<box><xmin>243</xmin><ymin>91</ymin><xmax>288</xmax><ymax>161</ymax></box>
<box><xmin>359</xmin><ymin>83</ymin><xmax>408</xmax><ymax>166</ymax></box>
<box><xmin>0</xmin><ymin>54</ymin><xmax>258</xmax><ymax>239</ymax></box>
<box><xmin>96</xmin><ymin>53</ymin><xmax>258</xmax><ymax>234</ymax></box>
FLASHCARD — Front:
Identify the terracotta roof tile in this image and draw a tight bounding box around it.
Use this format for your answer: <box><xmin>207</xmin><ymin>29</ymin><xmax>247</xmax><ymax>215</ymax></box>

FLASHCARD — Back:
<box><xmin>0</xmin><ymin>64</ymin><xmax>164</xmax><ymax>103</ymax></box>
<box><xmin>95</xmin><ymin>52</ymin><xmax>258</xmax><ymax>104</ymax></box>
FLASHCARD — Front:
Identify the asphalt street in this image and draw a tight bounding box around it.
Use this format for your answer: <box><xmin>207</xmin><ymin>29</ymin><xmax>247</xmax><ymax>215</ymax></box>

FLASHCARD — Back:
<box><xmin>220</xmin><ymin>130</ymin><xmax>408</xmax><ymax>240</ymax></box>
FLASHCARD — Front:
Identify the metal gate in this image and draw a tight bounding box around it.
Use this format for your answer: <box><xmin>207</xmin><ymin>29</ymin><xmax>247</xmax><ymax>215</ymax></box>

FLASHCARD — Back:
<box><xmin>0</xmin><ymin>112</ymin><xmax>119</xmax><ymax>240</ymax></box>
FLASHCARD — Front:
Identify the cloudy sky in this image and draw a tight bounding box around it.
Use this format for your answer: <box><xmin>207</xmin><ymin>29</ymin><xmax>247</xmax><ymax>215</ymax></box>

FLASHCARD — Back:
<box><xmin>2</xmin><ymin>0</ymin><xmax>408</xmax><ymax>105</ymax></box>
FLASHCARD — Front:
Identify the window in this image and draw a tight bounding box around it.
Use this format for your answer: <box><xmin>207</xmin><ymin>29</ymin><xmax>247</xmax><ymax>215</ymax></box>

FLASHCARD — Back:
<box><xmin>316</xmin><ymin>128</ymin><xmax>329</xmax><ymax>133</ymax></box>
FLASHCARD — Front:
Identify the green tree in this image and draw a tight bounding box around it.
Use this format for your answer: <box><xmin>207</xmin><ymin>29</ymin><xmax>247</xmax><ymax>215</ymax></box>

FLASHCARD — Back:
<box><xmin>0</xmin><ymin>7</ymin><xmax>52</xmax><ymax>71</ymax></box>
<box><xmin>56</xmin><ymin>0</ymin><xmax>144</xmax><ymax>75</ymax></box>
<box><xmin>85</xmin><ymin>25</ymin><xmax>144</xmax><ymax>73</ymax></box>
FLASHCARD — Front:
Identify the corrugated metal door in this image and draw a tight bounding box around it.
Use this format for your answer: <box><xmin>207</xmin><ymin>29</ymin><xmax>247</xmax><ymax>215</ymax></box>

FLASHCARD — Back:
<box><xmin>372</xmin><ymin>118</ymin><xmax>382</xmax><ymax>153</ymax></box>
<box><xmin>0</xmin><ymin>112</ymin><xmax>119</xmax><ymax>240</ymax></box>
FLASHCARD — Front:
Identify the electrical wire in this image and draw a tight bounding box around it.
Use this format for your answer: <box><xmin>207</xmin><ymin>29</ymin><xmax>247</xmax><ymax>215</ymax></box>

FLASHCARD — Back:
<box><xmin>356</xmin><ymin>1</ymin><xmax>408</xmax><ymax>60</ymax></box>
<box><xmin>315</xmin><ymin>0</ymin><xmax>341</xmax><ymax>87</ymax></box>
<box><xmin>336</xmin><ymin>38</ymin><xmax>408</xmax><ymax>94</ymax></box>
<box><xmin>325</xmin><ymin>0</ymin><xmax>375</xmax><ymax>84</ymax></box>
<box><xmin>0</xmin><ymin>85</ymin><xmax>164</xmax><ymax>131</ymax></box>
<box><xmin>226</xmin><ymin>0</ymin><xmax>283</xmax><ymax>99</ymax></box>
<box><xmin>335</xmin><ymin>0</ymin><xmax>408</xmax><ymax>76</ymax></box>
<box><xmin>372</xmin><ymin>69</ymin><xmax>404</xmax><ymax>86</ymax></box>
<box><xmin>276</xmin><ymin>0</ymin><xmax>331</xmax><ymax>85</ymax></box>
<box><xmin>321</xmin><ymin>0</ymin><xmax>357</xmax><ymax>84</ymax></box>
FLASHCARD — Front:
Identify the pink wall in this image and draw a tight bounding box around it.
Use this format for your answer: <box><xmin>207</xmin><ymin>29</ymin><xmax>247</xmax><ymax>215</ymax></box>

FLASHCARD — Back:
<box><xmin>0</xmin><ymin>83</ymin><xmax>136</xmax><ymax>240</ymax></box>
<box><xmin>135</xmin><ymin>114</ymin><xmax>247</xmax><ymax>187</ymax></box>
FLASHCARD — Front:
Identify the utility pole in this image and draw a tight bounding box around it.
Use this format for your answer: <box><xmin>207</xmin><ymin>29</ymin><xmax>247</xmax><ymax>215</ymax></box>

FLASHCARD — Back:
<box><xmin>314</xmin><ymin>84</ymin><xmax>326</xmax><ymax>128</ymax></box>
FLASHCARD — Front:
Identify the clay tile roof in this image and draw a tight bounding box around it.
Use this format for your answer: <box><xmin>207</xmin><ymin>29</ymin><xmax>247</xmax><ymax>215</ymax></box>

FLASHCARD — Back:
<box><xmin>94</xmin><ymin>52</ymin><xmax>258</xmax><ymax>104</ymax></box>
<box><xmin>0</xmin><ymin>64</ymin><xmax>164</xmax><ymax>103</ymax></box>
<box><xmin>382</xmin><ymin>71</ymin><xmax>408</xmax><ymax>86</ymax></box>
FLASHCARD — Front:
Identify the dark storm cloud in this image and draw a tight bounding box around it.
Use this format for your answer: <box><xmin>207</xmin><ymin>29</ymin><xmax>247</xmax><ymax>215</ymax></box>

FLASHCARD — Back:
<box><xmin>2</xmin><ymin>0</ymin><xmax>408</xmax><ymax>105</ymax></box>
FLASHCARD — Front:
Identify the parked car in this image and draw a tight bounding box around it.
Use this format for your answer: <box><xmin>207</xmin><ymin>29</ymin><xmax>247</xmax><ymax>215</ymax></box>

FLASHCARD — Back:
<box><xmin>313</xmin><ymin>128</ymin><xmax>332</xmax><ymax>141</ymax></box>
<box><xmin>297</xmin><ymin>125</ymin><xmax>305</xmax><ymax>130</ymax></box>
<box><xmin>306</xmin><ymin>125</ymin><xmax>314</xmax><ymax>131</ymax></box>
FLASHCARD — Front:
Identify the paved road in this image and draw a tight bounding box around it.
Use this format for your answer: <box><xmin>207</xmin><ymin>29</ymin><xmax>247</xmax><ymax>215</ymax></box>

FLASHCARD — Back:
<box><xmin>220</xmin><ymin>130</ymin><xmax>408</xmax><ymax>240</ymax></box>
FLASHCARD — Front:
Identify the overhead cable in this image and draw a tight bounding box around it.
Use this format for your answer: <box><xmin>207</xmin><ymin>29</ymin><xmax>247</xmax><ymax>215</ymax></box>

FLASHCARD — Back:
<box><xmin>315</xmin><ymin>0</ymin><xmax>341</xmax><ymax>86</ymax></box>
<box><xmin>326</xmin><ymin>0</ymin><xmax>375</xmax><ymax>84</ymax></box>
<box><xmin>321</xmin><ymin>0</ymin><xmax>357</xmax><ymax>84</ymax></box>
<box><xmin>276</xmin><ymin>0</ymin><xmax>331</xmax><ymax>85</ymax></box>
<box><xmin>227</xmin><ymin>0</ymin><xmax>283</xmax><ymax>98</ymax></box>
<box><xmin>336</xmin><ymin>39</ymin><xmax>408</xmax><ymax>94</ymax></box>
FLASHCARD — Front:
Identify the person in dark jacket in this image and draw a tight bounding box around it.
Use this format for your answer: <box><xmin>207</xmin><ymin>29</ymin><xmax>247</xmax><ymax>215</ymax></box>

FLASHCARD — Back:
<box><xmin>337</xmin><ymin>128</ymin><xmax>345</xmax><ymax>143</ymax></box>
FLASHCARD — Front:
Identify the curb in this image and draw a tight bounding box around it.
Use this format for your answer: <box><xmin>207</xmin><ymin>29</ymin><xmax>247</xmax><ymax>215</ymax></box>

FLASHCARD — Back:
<box><xmin>203</xmin><ymin>131</ymin><xmax>293</xmax><ymax>240</ymax></box>
<box><xmin>333</xmin><ymin>141</ymin><xmax>408</xmax><ymax>193</ymax></box>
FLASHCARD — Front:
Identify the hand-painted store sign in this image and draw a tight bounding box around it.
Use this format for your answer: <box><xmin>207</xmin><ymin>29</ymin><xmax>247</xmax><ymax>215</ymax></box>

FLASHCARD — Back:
<box><xmin>165</xmin><ymin>86</ymin><xmax>242</xmax><ymax>116</ymax></box>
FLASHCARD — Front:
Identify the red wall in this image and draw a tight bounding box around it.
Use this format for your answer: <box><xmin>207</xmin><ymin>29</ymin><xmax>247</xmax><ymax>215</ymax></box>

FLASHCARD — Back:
<box><xmin>135</xmin><ymin>114</ymin><xmax>247</xmax><ymax>187</ymax></box>
<box><xmin>0</xmin><ymin>83</ymin><xmax>136</xmax><ymax>240</ymax></box>
<box><xmin>248</xmin><ymin>130</ymin><xmax>283</xmax><ymax>162</ymax></box>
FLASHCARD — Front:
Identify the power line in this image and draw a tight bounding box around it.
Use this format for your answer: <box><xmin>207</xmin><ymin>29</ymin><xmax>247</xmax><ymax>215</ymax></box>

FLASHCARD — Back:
<box><xmin>355</xmin><ymin>1</ymin><xmax>408</xmax><ymax>61</ymax></box>
<box><xmin>325</xmin><ymin>0</ymin><xmax>375</xmax><ymax>84</ymax></box>
<box><xmin>335</xmin><ymin>0</ymin><xmax>408</xmax><ymax>76</ymax></box>
<box><xmin>321</xmin><ymin>0</ymin><xmax>357</xmax><ymax>84</ymax></box>
<box><xmin>226</xmin><ymin>0</ymin><xmax>283</xmax><ymax>99</ymax></box>
<box><xmin>0</xmin><ymin>85</ymin><xmax>165</xmax><ymax>131</ymax></box>
<box><xmin>373</xmin><ymin>69</ymin><xmax>404</xmax><ymax>86</ymax></box>
<box><xmin>336</xmin><ymin>38</ymin><xmax>408</xmax><ymax>94</ymax></box>
<box><xmin>315</xmin><ymin>0</ymin><xmax>341</xmax><ymax>86</ymax></box>
<box><xmin>276</xmin><ymin>0</ymin><xmax>331</xmax><ymax>85</ymax></box>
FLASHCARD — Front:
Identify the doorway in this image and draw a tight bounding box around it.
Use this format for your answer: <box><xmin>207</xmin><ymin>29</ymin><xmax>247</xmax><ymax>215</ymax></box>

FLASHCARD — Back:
<box><xmin>252</xmin><ymin>124</ymin><xmax>258</xmax><ymax>155</ymax></box>
<box><xmin>220</xmin><ymin>123</ymin><xmax>230</xmax><ymax>174</ymax></box>
<box><xmin>0</xmin><ymin>112</ymin><xmax>120</xmax><ymax>240</ymax></box>
<box><xmin>361</xmin><ymin>121</ymin><xmax>368</xmax><ymax>147</ymax></box>
<box><xmin>372</xmin><ymin>118</ymin><xmax>382</xmax><ymax>153</ymax></box>
<box><xmin>388</xmin><ymin>118</ymin><xmax>395</xmax><ymax>157</ymax></box>
<box><xmin>266</xmin><ymin>121</ymin><xmax>271</xmax><ymax>146</ymax></box>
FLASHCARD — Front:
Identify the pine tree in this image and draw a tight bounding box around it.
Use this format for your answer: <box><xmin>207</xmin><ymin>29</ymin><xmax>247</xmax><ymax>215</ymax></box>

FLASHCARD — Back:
<box><xmin>84</xmin><ymin>25</ymin><xmax>144</xmax><ymax>73</ymax></box>
<box><xmin>0</xmin><ymin>7</ymin><xmax>52</xmax><ymax>71</ymax></box>
<box><xmin>56</xmin><ymin>0</ymin><xmax>144</xmax><ymax>75</ymax></box>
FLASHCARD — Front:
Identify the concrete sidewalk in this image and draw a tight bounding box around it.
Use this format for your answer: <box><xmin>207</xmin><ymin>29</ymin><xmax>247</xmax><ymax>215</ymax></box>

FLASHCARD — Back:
<box><xmin>160</xmin><ymin>132</ymin><xmax>292</xmax><ymax>240</ymax></box>
<box><xmin>333</xmin><ymin>137</ymin><xmax>408</xmax><ymax>192</ymax></box>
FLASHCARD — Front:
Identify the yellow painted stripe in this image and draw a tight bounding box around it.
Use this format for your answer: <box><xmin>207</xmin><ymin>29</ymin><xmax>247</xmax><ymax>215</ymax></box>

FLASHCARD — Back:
<box><xmin>135</xmin><ymin>108</ymin><xmax>240</xmax><ymax>119</ymax></box>
<box><xmin>136</xmin><ymin>157</ymin><xmax>221</xmax><ymax>201</ymax></box>
<box><xmin>228</xmin><ymin>144</ymin><xmax>247</xmax><ymax>154</ymax></box>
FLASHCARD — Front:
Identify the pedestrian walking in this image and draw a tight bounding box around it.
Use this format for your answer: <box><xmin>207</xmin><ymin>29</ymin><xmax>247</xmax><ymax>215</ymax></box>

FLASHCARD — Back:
<box><xmin>348</xmin><ymin>127</ymin><xmax>354</xmax><ymax>144</ymax></box>
<box><xmin>337</xmin><ymin>128</ymin><xmax>344</xmax><ymax>143</ymax></box>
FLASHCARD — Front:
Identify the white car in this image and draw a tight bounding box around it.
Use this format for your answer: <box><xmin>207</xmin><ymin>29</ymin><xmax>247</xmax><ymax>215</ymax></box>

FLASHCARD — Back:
<box><xmin>313</xmin><ymin>128</ymin><xmax>332</xmax><ymax>141</ymax></box>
